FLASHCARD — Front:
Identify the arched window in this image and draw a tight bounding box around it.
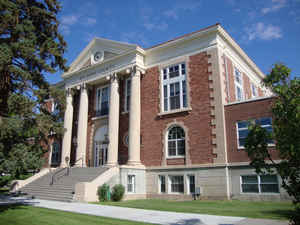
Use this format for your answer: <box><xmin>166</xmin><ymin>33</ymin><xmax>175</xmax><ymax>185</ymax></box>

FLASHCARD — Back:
<box><xmin>167</xmin><ymin>126</ymin><xmax>185</xmax><ymax>157</ymax></box>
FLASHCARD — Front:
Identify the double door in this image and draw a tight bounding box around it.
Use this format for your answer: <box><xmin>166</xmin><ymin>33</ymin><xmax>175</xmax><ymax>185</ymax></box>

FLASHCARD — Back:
<box><xmin>94</xmin><ymin>142</ymin><xmax>108</xmax><ymax>167</ymax></box>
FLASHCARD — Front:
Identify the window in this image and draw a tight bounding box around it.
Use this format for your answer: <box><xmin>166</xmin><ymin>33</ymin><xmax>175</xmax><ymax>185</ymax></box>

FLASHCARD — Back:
<box><xmin>187</xmin><ymin>175</ymin><xmax>195</xmax><ymax>194</ymax></box>
<box><xmin>51</xmin><ymin>141</ymin><xmax>61</xmax><ymax>165</ymax></box>
<box><xmin>234</xmin><ymin>68</ymin><xmax>244</xmax><ymax>101</ymax></box>
<box><xmin>167</xmin><ymin>126</ymin><xmax>185</xmax><ymax>157</ymax></box>
<box><xmin>162</xmin><ymin>63</ymin><xmax>187</xmax><ymax>112</ymax></box>
<box><xmin>237</xmin><ymin>117</ymin><xmax>273</xmax><ymax>148</ymax></box>
<box><xmin>169</xmin><ymin>176</ymin><xmax>184</xmax><ymax>193</ymax></box>
<box><xmin>96</xmin><ymin>86</ymin><xmax>110</xmax><ymax>117</ymax></box>
<box><xmin>124</xmin><ymin>78</ymin><xmax>131</xmax><ymax>112</ymax></box>
<box><xmin>251</xmin><ymin>83</ymin><xmax>257</xmax><ymax>98</ymax></box>
<box><xmin>241</xmin><ymin>175</ymin><xmax>279</xmax><ymax>193</ymax></box>
<box><xmin>159</xmin><ymin>175</ymin><xmax>166</xmax><ymax>193</ymax></box>
<box><xmin>127</xmin><ymin>175</ymin><xmax>135</xmax><ymax>193</ymax></box>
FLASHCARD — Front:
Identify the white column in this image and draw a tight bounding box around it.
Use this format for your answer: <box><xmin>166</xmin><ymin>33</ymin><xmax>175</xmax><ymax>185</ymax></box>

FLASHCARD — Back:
<box><xmin>128</xmin><ymin>68</ymin><xmax>142</xmax><ymax>165</ymax></box>
<box><xmin>61</xmin><ymin>89</ymin><xmax>73</xmax><ymax>167</ymax></box>
<box><xmin>76</xmin><ymin>83</ymin><xmax>88</xmax><ymax>167</ymax></box>
<box><xmin>106</xmin><ymin>73</ymin><xmax>120</xmax><ymax>166</ymax></box>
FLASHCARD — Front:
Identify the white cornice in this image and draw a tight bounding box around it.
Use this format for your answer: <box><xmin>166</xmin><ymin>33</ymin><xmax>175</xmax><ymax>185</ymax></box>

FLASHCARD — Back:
<box><xmin>62</xmin><ymin>47</ymin><xmax>145</xmax><ymax>79</ymax></box>
<box><xmin>66</xmin><ymin>37</ymin><xmax>139</xmax><ymax>75</ymax></box>
<box><xmin>216</xmin><ymin>26</ymin><xmax>265</xmax><ymax>79</ymax></box>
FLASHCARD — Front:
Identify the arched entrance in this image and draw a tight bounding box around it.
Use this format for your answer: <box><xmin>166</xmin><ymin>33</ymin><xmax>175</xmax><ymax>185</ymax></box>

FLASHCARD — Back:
<box><xmin>94</xmin><ymin>125</ymin><xmax>108</xmax><ymax>167</ymax></box>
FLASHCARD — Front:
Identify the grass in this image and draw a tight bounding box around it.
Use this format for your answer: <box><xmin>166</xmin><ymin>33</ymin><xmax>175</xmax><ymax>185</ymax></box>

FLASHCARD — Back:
<box><xmin>0</xmin><ymin>205</ymin><xmax>153</xmax><ymax>225</ymax></box>
<box><xmin>98</xmin><ymin>199</ymin><xmax>294</xmax><ymax>221</ymax></box>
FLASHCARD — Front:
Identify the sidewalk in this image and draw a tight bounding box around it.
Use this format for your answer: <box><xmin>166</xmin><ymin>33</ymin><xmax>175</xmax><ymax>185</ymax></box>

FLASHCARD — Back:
<box><xmin>0</xmin><ymin>197</ymin><xmax>289</xmax><ymax>225</ymax></box>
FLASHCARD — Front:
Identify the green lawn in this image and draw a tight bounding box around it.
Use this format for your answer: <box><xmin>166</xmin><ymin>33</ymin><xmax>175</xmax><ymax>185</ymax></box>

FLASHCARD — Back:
<box><xmin>0</xmin><ymin>205</ymin><xmax>153</xmax><ymax>225</ymax></box>
<box><xmin>98</xmin><ymin>199</ymin><xmax>293</xmax><ymax>220</ymax></box>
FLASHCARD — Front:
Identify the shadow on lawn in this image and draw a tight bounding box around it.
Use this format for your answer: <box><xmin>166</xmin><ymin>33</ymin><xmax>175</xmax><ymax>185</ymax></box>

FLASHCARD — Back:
<box><xmin>266</xmin><ymin>209</ymin><xmax>295</xmax><ymax>220</ymax></box>
<box><xmin>170</xmin><ymin>218</ymin><xmax>204</xmax><ymax>225</ymax></box>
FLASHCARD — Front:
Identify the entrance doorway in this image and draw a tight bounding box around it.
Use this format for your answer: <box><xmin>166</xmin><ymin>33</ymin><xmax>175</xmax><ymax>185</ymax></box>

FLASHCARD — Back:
<box><xmin>93</xmin><ymin>125</ymin><xmax>108</xmax><ymax>167</ymax></box>
<box><xmin>94</xmin><ymin>142</ymin><xmax>108</xmax><ymax>166</ymax></box>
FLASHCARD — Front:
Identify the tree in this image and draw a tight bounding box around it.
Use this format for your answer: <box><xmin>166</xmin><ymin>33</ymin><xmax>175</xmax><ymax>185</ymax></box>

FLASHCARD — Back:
<box><xmin>245</xmin><ymin>63</ymin><xmax>300</xmax><ymax>224</ymax></box>
<box><xmin>0</xmin><ymin>0</ymin><xmax>67</xmax><ymax>185</ymax></box>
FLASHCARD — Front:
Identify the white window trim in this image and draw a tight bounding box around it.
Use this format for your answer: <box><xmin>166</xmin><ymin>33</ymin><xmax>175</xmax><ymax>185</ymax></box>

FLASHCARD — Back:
<box><xmin>251</xmin><ymin>83</ymin><xmax>258</xmax><ymax>98</ymax></box>
<box><xmin>187</xmin><ymin>174</ymin><xmax>196</xmax><ymax>195</ymax></box>
<box><xmin>240</xmin><ymin>174</ymin><xmax>280</xmax><ymax>195</ymax></box>
<box><xmin>124</xmin><ymin>77</ymin><xmax>131</xmax><ymax>113</ymax></box>
<box><xmin>161</xmin><ymin>63</ymin><xmax>188</xmax><ymax>113</ymax></box>
<box><xmin>95</xmin><ymin>85</ymin><xmax>110</xmax><ymax>116</ymax></box>
<box><xmin>127</xmin><ymin>174</ymin><xmax>136</xmax><ymax>193</ymax></box>
<box><xmin>158</xmin><ymin>175</ymin><xmax>166</xmax><ymax>194</ymax></box>
<box><xmin>234</xmin><ymin>68</ymin><xmax>244</xmax><ymax>101</ymax></box>
<box><xmin>168</xmin><ymin>175</ymin><xmax>184</xmax><ymax>194</ymax></box>
<box><xmin>236</xmin><ymin>118</ymin><xmax>275</xmax><ymax>149</ymax></box>
<box><xmin>166</xmin><ymin>126</ymin><xmax>186</xmax><ymax>159</ymax></box>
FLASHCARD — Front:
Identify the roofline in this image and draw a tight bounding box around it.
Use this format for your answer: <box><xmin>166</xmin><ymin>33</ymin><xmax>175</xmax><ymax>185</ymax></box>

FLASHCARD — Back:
<box><xmin>67</xmin><ymin>37</ymin><xmax>139</xmax><ymax>74</ymax></box>
<box><xmin>62</xmin><ymin>47</ymin><xmax>145</xmax><ymax>79</ymax></box>
<box><xmin>225</xmin><ymin>96</ymin><xmax>275</xmax><ymax>106</ymax></box>
<box><xmin>146</xmin><ymin>23</ymin><xmax>220</xmax><ymax>51</ymax></box>
<box><xmin>217</xmin><ymin>26</ymin><xmax>265</xmax><ymax>79</ymax></box>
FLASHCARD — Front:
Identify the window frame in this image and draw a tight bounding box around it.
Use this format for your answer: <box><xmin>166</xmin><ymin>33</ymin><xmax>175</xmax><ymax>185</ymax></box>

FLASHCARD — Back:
<box><xmin>166</xmin><ymin>126</ymin><xmax>186</xmax><ymax>158</ymax></box>
<box><xmin>236</xmin><ymin>117</ymin><xmax>274</xmax><ymax>149</ymax></box>
<box><xmin>158</xmin><ymin>175</ymin><xmax>166</xmax><ymax>194</ymax></box>
<box><xmin>187</xmin><ymin>174</ymin><xmax>196</xmax><ymax>194</ymax></box>
<box><xmin>251</xmin><ymin>83</ymin><xmax>258</xmax><ymax>98</ymax></box>
<box><xmin>240</xmin><ymin>174</ymin><xmax>279</xmax><ymax>194</ymax></box>
<box><xmin>124</xmin><ymin>77</ymin><xmax>131</xmax><ymax>112</ymax></box>
<box><xmin>234</xmin><ymin>68</ymin><xmax>244</xmax><ymax>101</ymax></box>
<box><xmin>127</xmin><ymin>174</ymin><xmax>136</xmax><ymax>193</ymax></box>
<box><xmin>161</xmin><ymin>63</ymin><xmax>188</xmax><ymax>113</ymax></box>
<box><xmin>95</xmin><ymin>85</ymin><xmax>110</xmax><ymax>117</ymax></box>
<box><xmin>168</xmin><ymin>175</ymin><xmax>184</xmax><ymax>194</ymax></box>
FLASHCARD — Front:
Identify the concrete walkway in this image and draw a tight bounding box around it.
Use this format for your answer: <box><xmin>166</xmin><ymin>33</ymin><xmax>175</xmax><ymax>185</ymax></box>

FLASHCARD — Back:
<box><xmin>0</xmin><ymin>196</ymin><xmax>288</xmax><ymax>225</ymax></box>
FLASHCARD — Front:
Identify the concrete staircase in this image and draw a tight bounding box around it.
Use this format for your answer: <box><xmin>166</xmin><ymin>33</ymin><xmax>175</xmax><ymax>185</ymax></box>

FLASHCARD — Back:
<box><xmin>20</xmin><ymin>167</ymin><xmax>109</xmax><ymax>202</ymax></box>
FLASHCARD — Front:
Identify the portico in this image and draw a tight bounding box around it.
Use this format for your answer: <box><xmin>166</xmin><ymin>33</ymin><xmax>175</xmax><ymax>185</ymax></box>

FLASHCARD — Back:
<box><xmin>61</xmin><ymin>63</ymin><xmax>144</xmax><ymax>168</ymax></box>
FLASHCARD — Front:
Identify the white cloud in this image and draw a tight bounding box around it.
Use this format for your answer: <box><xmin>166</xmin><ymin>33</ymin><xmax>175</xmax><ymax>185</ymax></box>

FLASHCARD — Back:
<box><xmin>120</xmin><ymin>32</ymin><xmax>149</xmax><ymax>47</ymax></box>
<box><xmin>86</xmin><ymin>17</ymin><xmax>97</xmax><ymax>26</ymax></box>
<box><xmin>61</xmin><ymin>15</ymin><xmax>79</xmax><ymax>26</ymax></box>
<box><xmin>144</xmin><ymin>21</ymin><xmax>168</xmax><ymax>31</ymax></box>
<box><xmin>245</xmin><ymin>22</ymin><xmax>282</xmax><ymax>41</ymax></box>
<box><xmin>163</xmin><ymin>1</ymin><xmax>202</xmax><ymax>20</ymax></box>
<box><xmin>262</xmin><ymin>0</ymin><xmax>287</xmax><ymax>14</ymax></box>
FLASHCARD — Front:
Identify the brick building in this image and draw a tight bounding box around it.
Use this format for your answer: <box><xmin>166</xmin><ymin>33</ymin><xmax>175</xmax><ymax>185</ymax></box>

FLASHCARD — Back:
<box><xmin>43</xmin><ymin>23</ymin><xmax>289</xmax><ymax>201</ymax></box>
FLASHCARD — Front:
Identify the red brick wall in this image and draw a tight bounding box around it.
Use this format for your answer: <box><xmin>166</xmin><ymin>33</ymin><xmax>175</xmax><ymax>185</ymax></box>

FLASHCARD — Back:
<box><xmin>118</xmin><ymin>78</ymin><xmax>129</xmax><ymax>164</ymax></box>
<box><xmin>225</xmin><ymin>56</ymin><xmax>236</xmax><ymax>103</ymax></box>
<box><xmin>86</xmin><ymin>87</ymin><xmax>96</xmax><ymax>166</ymax></box>
<box><xmin>243</xmin><ymin>73</ymin><xmax>251</xmax><ymax>100</ymax></box>
<box><xmin>225</xmin><ymin>97</ymin><xmax>278</xmax><ymax>163</ymax></box>
<box><xmin>140</xmin><ymin>52</ymin><xmax>215</xmax><ymax>166</ymax></box>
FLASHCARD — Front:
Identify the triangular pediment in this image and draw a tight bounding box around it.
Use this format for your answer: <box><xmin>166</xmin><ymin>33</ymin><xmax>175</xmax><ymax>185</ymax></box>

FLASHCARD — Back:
<box><xmin>68</xmin><ymin>37</ymin><xmax>138</xmax><ymax>73</ymax></box>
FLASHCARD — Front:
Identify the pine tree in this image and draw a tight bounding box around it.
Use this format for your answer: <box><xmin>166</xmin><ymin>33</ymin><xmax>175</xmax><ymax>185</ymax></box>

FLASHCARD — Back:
<box><xmin>0</xmin><ymin>0</ymin><xmax>67</xmax><ymax>185</ymax></box>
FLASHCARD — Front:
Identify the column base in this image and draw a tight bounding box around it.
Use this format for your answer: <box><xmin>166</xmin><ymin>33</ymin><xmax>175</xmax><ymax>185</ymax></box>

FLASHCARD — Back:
<box><xmin>127</xmin><ymin>160</ymin><xmax>142</xmax><ymax>166</ymax></box>
<box><xmin>105</xmin><ymin>162</ymin><xmax>118</xmax><ymax>167</ymax></box>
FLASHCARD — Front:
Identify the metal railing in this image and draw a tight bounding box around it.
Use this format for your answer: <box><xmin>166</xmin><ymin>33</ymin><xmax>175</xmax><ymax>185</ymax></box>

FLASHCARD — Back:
<box><xmin>50</xmin><ymin>167</ymin><xmax>69</xmax><ymax>185</ymax></box>
<box><xmin>50</xmin><ymin>157</ymin><xmax>84</xmax><ymax>185</ymax></box>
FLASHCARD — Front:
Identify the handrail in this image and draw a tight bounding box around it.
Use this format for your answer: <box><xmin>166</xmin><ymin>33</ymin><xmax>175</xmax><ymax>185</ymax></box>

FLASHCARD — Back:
<box><xmin>73</xmin><ymin>157</ymin><xmax>83</xmax><ymax>167</ymax></box>
<box><xmin>50</xmin><ymin>167</ymin><xmax>69</xmax><ymax>185</ymax></box>
<box><xmin>50</xmin><ymin>157</ymin><xmax>83</xmax><ymax>185</ymax></box>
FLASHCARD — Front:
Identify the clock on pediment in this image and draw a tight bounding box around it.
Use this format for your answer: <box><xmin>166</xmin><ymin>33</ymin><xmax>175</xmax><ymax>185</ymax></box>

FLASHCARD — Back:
<box><xmin>91</xmin><ymin>51</ymin><xmax>104</xmax><ymax>64</ymax></box>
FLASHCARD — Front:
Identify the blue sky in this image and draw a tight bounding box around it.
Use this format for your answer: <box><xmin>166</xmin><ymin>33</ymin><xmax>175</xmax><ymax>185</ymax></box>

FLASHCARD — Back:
<box><xmin>47</xmin><ymin>0</ymin><xmax>300</xmax><ymax>84</ymax></box>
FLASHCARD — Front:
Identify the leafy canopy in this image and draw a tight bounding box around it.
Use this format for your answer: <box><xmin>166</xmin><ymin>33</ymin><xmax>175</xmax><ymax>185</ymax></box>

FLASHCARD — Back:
<box><xmin>0</xmin><ymin>0</ymin><xmax>67</xmax><ymax>183</ymax></box>
<box><xmin>245</xmin><ymin>63</ymin><xmax>300</xmax><ymax>224</ymax></box>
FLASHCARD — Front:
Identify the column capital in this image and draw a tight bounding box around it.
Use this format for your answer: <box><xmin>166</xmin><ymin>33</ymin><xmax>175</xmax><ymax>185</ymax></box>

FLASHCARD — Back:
<box><xmin>131</xmin><ymin>66</ymin><xmax>145</xmax><ymax>77</ymax></box>
<box><xmin>109</xmin><ymin>73</ymin><xmax>119</xmax><ymax>83</ymax></box>
<box><xmin>66</xmin><ymin>88</ymin><xmax>74</xmax><ymax>97</ymax></box>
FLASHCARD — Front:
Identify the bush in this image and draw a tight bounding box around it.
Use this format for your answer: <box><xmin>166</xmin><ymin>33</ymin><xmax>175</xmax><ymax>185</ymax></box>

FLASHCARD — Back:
<box><xmin>97</xmin><ymin>183</ymin><xmax>110</xmax><ymax>202</ymax></box>
<box><xmin>111</xmin><ymin>184</ymin><xmax>125</xmax><ymax>201</ymax></box>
